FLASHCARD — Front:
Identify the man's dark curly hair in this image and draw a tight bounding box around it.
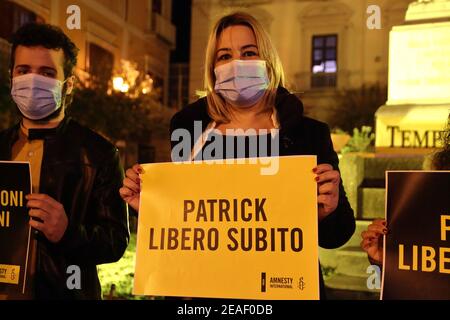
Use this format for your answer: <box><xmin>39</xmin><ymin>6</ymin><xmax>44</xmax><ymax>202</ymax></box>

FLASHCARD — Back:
<box><xmin>432</xmin><ymin>114</ymin><xmax>450</xmax><ymax>170</ymax></box>
<box><xmin>9</xmin><ymin>23</ymin><xmax>79</xmax><ymax>78</ymax></box>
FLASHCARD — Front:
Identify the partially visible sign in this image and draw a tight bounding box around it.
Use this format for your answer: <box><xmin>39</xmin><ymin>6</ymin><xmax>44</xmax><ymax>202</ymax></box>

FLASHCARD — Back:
<box><xmin>0</xmin><ymin>162</ymin><xmax>32</xmax><ymax>296</ymax></box>
<box><xmin>382</xmin><ymin>171</ymin><xmax>450</xmax><ymax>300</ymax></box>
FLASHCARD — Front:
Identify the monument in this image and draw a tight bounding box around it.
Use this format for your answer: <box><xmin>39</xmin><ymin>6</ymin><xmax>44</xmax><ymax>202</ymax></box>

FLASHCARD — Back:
<box><xmin>375</xmin><ymin>0</ymin><xmax>450</xmax><ymax>152</ymax></box>
<box><xmin>323</xmin><ymin>1</ymin><xmax>450</xmax><ymax>298</ymax></box>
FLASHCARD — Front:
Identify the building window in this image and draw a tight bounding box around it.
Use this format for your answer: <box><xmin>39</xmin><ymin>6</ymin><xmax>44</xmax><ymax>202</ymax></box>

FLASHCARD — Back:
<box><xmin>0</xmin><ymin>0</ymin><xmax>44</xmax><ymax>40</ymax></box>
<box><xmin>152</xmin><ymin>0</ymin><xmax>162</xmax><ymax>14</ymax></box>
<box><xmin>311</xmin><ymin>34</ymin><xmax>337</xmax><ymax>88</ymax></box>
<box><xmin>88</xmin><ymin>43</ymin><xmax>114</xmax><ymax>89</ymax></box>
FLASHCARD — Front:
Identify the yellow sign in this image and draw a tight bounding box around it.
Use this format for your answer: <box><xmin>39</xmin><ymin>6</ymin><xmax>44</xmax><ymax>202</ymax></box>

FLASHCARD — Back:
<box><xmin>134</xmin><ymin>156</ymin><xmax>319</xmax><ymax>300</ymax></box>
<box><xmin>0</xmin><ymin>265</ymin><xmax>20</xmax><ymax>285</ymax></box>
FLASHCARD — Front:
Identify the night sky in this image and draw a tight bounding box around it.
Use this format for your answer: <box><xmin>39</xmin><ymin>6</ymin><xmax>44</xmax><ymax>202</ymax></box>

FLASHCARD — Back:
<box><xmin>171</xmin><ymin>0</ymin><xmax>192</xmax><ymax>63</ymax></box>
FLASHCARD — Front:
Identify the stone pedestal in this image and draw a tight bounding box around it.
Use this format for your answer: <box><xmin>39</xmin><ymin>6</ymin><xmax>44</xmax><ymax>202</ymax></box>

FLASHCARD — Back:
<box><xmin>376</xmin><ymin>104</ymin><xmax>449</xmax><ymax>151</ymax></box>
<box><xmin>405</xmin><ymin>0</ymin><xmax>450</xmax><ymax>22</ymax></box>
<box><xmin>375</xmin><ymin>0</ymin><xmax>450</xmax><ymax>151</ymax></box>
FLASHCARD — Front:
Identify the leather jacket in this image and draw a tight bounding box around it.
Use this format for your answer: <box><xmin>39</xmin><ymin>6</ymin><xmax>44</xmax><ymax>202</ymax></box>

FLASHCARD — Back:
<box><xmin>0</xmin><ymin>117</ymin><xmax>130</xmax><ymax>299</ymax></box>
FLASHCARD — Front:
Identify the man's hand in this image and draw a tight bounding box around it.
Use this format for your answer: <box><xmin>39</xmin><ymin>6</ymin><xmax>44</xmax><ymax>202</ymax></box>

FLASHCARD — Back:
<box><xmin>26</xmin><ymin>194</ymin><xmax>68</xmax><ymax>243</ymax></box>
<box><xmin>314</xmin><ymin>164</ymin><xmax>340</xmax><ymax>222</ymax></box>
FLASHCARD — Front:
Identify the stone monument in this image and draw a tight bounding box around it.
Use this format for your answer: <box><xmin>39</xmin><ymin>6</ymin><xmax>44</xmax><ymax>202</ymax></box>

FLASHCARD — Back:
<box><xmin>375</xmin><ymin>0</ymin><xmax>450</xmax><ymax>152</ymax></box>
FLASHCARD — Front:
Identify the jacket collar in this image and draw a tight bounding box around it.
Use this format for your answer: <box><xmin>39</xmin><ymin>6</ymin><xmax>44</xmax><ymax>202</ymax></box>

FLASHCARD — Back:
<box><xmin>273</xmin><ymin>87</ymin><xmax>304</xmax><ymax>132</ymax></box>
<box><xmin>0</xmin><ymin>117</ymin><xmax>71</xmax><ymax>160</ymax></box>
<box><xmin>26</xmin><ymin>117</ymin><xmax>71</xmax><ymax>140</ymax></box>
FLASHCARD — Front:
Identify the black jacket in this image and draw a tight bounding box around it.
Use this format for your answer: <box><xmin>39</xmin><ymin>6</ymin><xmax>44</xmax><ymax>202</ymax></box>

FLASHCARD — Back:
<box><xmin>0</xmin><ymin>117</ymin><xmax>129</xmax><ymax>299</ymax></box>
<box><xmin>170</xmin><ymin>87</ymin><xmax>356</xmax><ymax>298</ymax></box>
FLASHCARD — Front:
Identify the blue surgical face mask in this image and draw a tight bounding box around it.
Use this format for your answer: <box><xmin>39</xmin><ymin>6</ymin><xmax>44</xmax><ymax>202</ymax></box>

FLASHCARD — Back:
<box><xmin>214</xmin><ymin>59</ymin><xmax>269</xmax><ymax>108</ymax></box>
<box><xmin>11</xmin><ymin>73</ymin><xmax>65</xmax><ymax>120</ymax></box>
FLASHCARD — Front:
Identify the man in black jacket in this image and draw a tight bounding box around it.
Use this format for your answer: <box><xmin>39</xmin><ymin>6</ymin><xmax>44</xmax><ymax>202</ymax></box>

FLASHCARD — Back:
<box><xmin>0</xmin><ymin>23</ymin><xmax>129</xmax><ymax>299</ymax></box>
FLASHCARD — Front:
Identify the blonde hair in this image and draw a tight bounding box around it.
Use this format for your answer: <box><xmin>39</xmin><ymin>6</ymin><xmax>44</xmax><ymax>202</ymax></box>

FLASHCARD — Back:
<box><xmin>204</xmin><ymin>12</ymin><xmax>285</xmax><ymax>124</ymax></box>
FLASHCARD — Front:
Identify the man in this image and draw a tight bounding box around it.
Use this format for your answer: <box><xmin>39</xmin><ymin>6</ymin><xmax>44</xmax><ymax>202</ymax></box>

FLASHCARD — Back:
<box><xmin>0</xmin><ymin>23</ymin><xmax>129</xmax><ymax>299</ymax></box>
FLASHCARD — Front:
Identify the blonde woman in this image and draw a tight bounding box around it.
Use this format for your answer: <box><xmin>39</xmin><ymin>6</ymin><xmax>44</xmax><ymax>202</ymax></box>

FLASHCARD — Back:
<box><xmin>120</xmin><ymin>12</ymin><xmax>355</xmax><ymax>299</ymax></box>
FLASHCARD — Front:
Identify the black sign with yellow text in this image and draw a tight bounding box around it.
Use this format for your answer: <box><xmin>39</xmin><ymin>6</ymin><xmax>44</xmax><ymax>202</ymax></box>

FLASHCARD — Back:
<box><xmin>382</xmin><ymin>171</ymin><xmax>450</xmax><ymax>300</ymax></box>
<box><xmin>0</xmin><ymin>161</ymin><xmax>32</xmax><ymax>297</ymax></box>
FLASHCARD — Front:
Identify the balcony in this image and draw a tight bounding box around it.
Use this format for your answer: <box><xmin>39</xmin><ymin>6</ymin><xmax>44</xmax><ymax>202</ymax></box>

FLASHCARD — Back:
<box><xmin>294</xmin><ymin>70</ymin><xmax>388</xmax><ymax>92</ymax></box>
<box><xmin>151</xmin><ymin>13</ymin><xmax>176</xmax><ymax>49</ymax></box>
<box><xmin>311</xmin><ymin>72</ymin><xmax>337</xmax><ymax>88</ymax></box>
<box><xmin>295</xmin><ymin>71</ymin><xmax>343</xmax><ymax>92</ymax></box>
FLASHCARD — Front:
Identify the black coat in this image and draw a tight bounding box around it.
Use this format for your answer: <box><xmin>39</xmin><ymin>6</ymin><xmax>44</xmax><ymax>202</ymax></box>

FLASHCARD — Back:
<box><xmin>0</xmin><ymin>117</ymin><xmax>129</xmax><ymax>299</ymax></box>
<box><xmin>170</xmin><ymin>87</ymin><xmax>356</xmax><ymax>298</ymax></box>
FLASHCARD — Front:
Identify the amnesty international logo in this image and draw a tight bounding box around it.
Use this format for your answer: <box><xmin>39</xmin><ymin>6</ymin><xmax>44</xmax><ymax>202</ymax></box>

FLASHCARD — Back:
<box><xmin>270</xmin><ymin>277</ymin><xmax>294</xmax><ymax>289</ymax></box>
<box><xmin>298</xmin><ymin>277</ymin><xmax>305</xmax><ymax>291</ymax></box>
<box><xmin>0</xmin><ymin>265</ymin><xmax>20</xmax><ymax>285</ymax></box>
<box><xmin>261</xmin><ymin>272</ymin><xmax>266</xmax><ymax>292</ymax></box>
<box><xmin>260</xmin><ymin>273</ymin><xmax>306</xmax><ymax>292</ymax></box>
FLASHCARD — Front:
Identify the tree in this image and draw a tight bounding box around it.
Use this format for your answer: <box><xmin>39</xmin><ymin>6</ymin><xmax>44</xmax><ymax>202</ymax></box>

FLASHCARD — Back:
<box><xmin>329</xmin><ymin>84</ymin><xmax>387</xmax><ymax>134</ymax></box>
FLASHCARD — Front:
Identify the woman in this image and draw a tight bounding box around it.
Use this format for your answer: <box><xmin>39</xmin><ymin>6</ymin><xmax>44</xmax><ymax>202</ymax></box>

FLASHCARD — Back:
<box><xmin>361</xmin><ymin>115</ymin><xmax>450</xmax><ymax>265</ymax></box>
<box><xmin>120</xmin><ymin>12</ymin><xmax>355</xmax><ymax>299</ymax></box>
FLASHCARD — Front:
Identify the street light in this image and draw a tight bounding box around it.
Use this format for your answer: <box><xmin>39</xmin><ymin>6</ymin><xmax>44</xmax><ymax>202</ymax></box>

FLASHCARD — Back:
<box><xmin>113</xmin><ymin>76</ymin><xmax>129</xmax><ymax>93</ymax></box>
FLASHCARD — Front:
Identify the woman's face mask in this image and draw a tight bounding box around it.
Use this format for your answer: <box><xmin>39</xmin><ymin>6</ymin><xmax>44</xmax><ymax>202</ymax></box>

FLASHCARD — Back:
<box><xmin>11</xmin><ymin>73</ymin><xmax>65</xmax><ymax>120</ymax></box>
<box><xmin>214</xmin><ymin>59</ymin><xmax>269</xmax><ymax>108</ymax></box>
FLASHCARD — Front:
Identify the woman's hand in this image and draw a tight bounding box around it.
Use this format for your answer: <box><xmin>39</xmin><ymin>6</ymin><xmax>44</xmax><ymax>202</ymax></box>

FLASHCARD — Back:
<box><xmin>314</xmin><ymin>164</ymin><xmax>340</xmax><ymax>222</ymax></box>
<box><xmin>119</xmin><ymin>164</ymin><xmax>143</xmax><ymax>212</ymax></box>
<box><xmin>361</xmin><ymin>219</ymin><xmax>387</xmax><ymax>265</ymax></box>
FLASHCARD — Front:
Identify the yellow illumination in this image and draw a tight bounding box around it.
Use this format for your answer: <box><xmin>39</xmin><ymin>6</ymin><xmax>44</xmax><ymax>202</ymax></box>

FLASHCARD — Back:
<box><xmin>113</xmin><ymin>77</ymin><xmax>124</xmax><ymax>91</ymax></box>
<box><xmin>120</xmin><ymin>83</ymin><xmax>130</xmax><ymax>93</ymax></box>
<box><xmin>387</xmin><ymin>22</ymin><xmax>450</xmax><ymax>106</ymax></box>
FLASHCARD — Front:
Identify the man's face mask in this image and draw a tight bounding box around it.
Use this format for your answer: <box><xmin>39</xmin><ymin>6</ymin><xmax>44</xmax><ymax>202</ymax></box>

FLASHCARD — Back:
<box><xmin>214</xmin><ymin>59</ymin><xmax>269</xmax><ymax>108</ymax></box>
<box><xmin>11</xmin><ymin>73</ymin><xmax>65</xmax><ymax>120</ymax></box>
